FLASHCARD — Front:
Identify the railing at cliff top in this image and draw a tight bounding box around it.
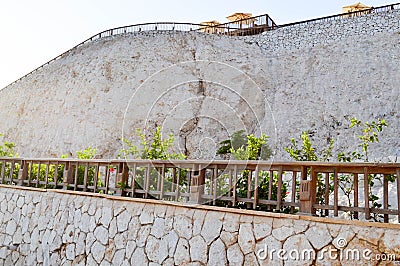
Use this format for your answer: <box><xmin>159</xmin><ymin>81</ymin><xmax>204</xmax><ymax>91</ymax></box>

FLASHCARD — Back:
<box><xmin>0</xmin><ymin>158</ymin><xmax>399</xmax><ymax>223</ymax></box>
<box><xmin>4</xmin><ymin>15</ymin><xmax>275</xmax><ymax>89</ymax></box>
<box><xmin>4</xmin><ymin>22</ymin><xmax>208</xmax><ymax>89</ymax></box>
<box><xmin>4</xmin><ymin>2</ymin><xmax>400</xmax><ymax>89</ymax></box>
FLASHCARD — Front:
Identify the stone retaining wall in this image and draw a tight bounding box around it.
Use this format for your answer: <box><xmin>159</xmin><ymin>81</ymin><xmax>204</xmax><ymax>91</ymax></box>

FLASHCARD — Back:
<box><xmin>0</xmin><ymin>185</ymin><xmax>399</xmax><ymax>265</ymax></box>
<box><xmin>251</xmin><ymin>9</ymin><xmax>400</xmax><ymax>52</ymax></box>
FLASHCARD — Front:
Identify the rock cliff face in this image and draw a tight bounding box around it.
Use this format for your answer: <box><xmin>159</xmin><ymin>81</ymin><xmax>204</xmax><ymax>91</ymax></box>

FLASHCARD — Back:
<box><xmin>0</xmin><ymin>9</ymin><xmax>399</xmax><ymax>160</ymax></box>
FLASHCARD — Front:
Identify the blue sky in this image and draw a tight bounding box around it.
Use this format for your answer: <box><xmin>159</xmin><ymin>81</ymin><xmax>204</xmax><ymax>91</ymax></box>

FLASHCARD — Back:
<box><xmin>0</xmin><ymin>0</ymin><xmax>391</xmax><ymax>88</ymax></box>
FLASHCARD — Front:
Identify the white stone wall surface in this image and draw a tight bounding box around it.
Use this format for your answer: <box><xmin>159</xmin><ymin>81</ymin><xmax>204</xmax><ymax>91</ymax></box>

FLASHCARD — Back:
<box><xmin>0</xmin><ymin>10</ymin><xmax>399</xmax><ymax>160</ymax></box>
<box><xmin>250</xmin><ymin>9</ymin><xmax>400</xmax><ymax>52</ymax></box>
<box><xmin>0</xmin><ymin>185</ymin><xmax>399</xmax><ymax>265</ymax></box>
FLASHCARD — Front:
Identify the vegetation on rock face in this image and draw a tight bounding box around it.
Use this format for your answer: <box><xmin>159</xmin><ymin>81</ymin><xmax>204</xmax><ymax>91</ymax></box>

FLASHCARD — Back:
<box><xmin>217</xmin><ymin>130</ymin><xmax>273</xmax><ymax>160</ymax></box>
<box><xmin>74</xmin><ymin>147</ymin><xmax>98</xmax><ymax>160</ymax></box>
<box><xmin>285</xmin><ymin>131</ymin><xmax>334</xmax><ymax>162</ymax></box>
<box><xmin>120</xmin><ymin>126</ymin><xmax>185</xmax><ymax>160</ymax></box>
<box><xmin>285</xmin><ymin>117</ymin><xmax>392</xmax><ymax>221</ymax></box>
<box><xmin>338</xmin><ymin>117</ymin><xmax>388</xmax><ymax>162</ymax></box>
<box><xmin>118</xmin><ymin>126</ymin><xmax>186</xmax><ymax>196</ymax></box>
<box><xmin>0</xmin><ymin>134</ymin><xmax>17</xmax><ymax>157</ymax></box>
<box><xmin>216</xmin><ymin>130</ymin><xmax>288</xmax><ymax>211</ymax></box>
<box><xmin>0</xmin><ymin>134</ymin><xmax>19</xmax><ymax>180</ymax></box>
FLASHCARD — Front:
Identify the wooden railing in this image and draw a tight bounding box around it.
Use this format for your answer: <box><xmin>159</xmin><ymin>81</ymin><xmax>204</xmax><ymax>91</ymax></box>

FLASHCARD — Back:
<box><xmin>198</xmin><ymin>14</ymin><xmax>278</xmax><ymax>36</ymax></box>
<box><xmin>0</xmin><ymin>158</ymin><xmax>399</xmax><ymax>223</ymax></box>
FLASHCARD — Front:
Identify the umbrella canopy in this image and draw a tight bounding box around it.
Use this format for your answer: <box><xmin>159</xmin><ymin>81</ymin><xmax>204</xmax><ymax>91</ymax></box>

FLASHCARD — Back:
<box><xmin>226</xmin><ymin>13</ymin><xmax>256</xmax><ymax>29</ymax></box>
<box><xmin>199</xmin><ymin>20</ymin><xmax>223</xmax><ymax>34</ymax></box>
<box><xmin>342</xmin><ymin>2</ymin><xmax>370</xmax><ymax>13</ymax></box>
<box><xmin>226</xmin><ymin>12</ymin><xmax>254</xmax><ymax>23</ymax></box>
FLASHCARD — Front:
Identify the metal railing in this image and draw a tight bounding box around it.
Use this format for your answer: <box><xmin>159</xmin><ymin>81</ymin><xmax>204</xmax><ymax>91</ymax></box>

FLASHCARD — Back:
<box><xmin>0</xmin><ymin>158</ymin><xmax>399</xmax><ymax>223</ymax></box>
<box><xmin>3</xmin><ymin>15</ymin><xmax>276</xmax><ymax>89</ymax></box>
<box><xmin>3</xmin><ymin>22</ymin><xmax>206</xmax><ymax>89</ymax></box>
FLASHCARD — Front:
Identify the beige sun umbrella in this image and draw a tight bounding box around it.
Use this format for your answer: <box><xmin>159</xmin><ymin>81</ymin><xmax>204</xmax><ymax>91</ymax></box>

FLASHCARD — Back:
<box><xmin>199</xmin><ymin>20</ymin><xmax>223</xmax><ymax>34</ymax></box>
<box><xmin>342</xmin><ymin>2</ymin><xmax>371</xmax><ymax>13</ymax></box>
<box><xmin>226</xmin><ymin>12</ymin><xmax>255</xmax><ymax>28</ymax></box>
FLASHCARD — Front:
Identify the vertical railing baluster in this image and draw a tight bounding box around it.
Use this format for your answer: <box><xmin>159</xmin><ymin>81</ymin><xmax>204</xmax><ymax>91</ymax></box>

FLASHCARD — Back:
<box><xmin>190</xmin><ymin>163</ymin><xmax>198</xmax><ymax>203</ymax></box>
<box><xmin>104</xmin><ymin>164</ymin><xmax>110</xmax><ymax>195</ymax></box>
<box><xmin>253</xmin><ymin>166</ymin><xmax>259</xmax><ymax>210</ymax></box>
<box><xmin>156</xmin><ymin>166</ymin><xmax>161</xmax><ymax>192</ymax></box>
<box><xmin>276</xmin><ymin>166</ymin><xmax>283</xmax><ymax>211</ymax></box>
<box><xmin>232</xmin><ymin>165</ymin><xmax>237</xmax><ymax>207</ymax></box>
<box><xmin>93</xmin><ymin>163</ymin><xmax>99</xmax><ymax>193</ymax></box>
<box><xmin>397</xmin><ymin>169</ymin><xmax>400</xmax><ymax>223</ymax></box>
<box><xmin>45</xmin><ymin>161</ymin><xmax>49</xmax><ymax>188</ymax></box>
<box><xmin>28</xmin><ymin>160</ymin><xmax>33</xmax><ymax>186</ymax></box>
<box><xmin>83</xmin><ymin>163</ymin><xmax>88</xmax><ymax>192</ymax></box>
<box><xmin>383</xmin><ymin>174</ymin><xmax>389</xmax><ymax>223</ymax></box>
<box><xmin>36</xmin><ymin>162</ymin><xmax>40</xmax><ymax>188</ymax></box>
<box><xmin>324</xmin><ymin>172</ymin><xmax>330</xmax><ymax>217</ymax></box>
<box><xmin>145</xmin><ymin>164</ymin><xmax>151</xmax><ymax>198</ymax></box>
<box><xmin>291</xmin><ymin>171</ymin><xmax>297</xmax><ymax>214</ymax></box>
<box><xmin>209</xmin><ymin>168</ymin><xmax>213</xmax><ymax>201</ymax></box>
<box><xmin>160</xmin><ymin>164</ymin><xmax>165</xmax><ymax>200</ymax></box>
<box><xmin>364</xmin><ymin>167</ymin><xmax>370</xmax><ymax>220</ymax></box>
<box><xmin>74</xmin><ymin>162</ymin><xmax>79</xmax><ymax>191</ymax></box>
<box><xmin>171</xmin><ymin>168</ymin><xmax>176</xmax><ymax>195</ymax></box>
<box><xmin>131</xmin><ymin>163</ymin><xmax>137</xmax><ymax>197</ymax></box>
<box><xmin>213</xmin><ymin>166</ymin><xmax>218</xmax><ymax>206</ymax></box>
<box><xmin>354</xmin><ymin>173</ymin><xmax>359</xmax><ymax>219</ymax></box>
<box><xmin>334</xmin><ymin>169</ymin><xmax>338</xmax><ymax>217</ymax></box>
<box><xmin>1</xmin><ymin>160</ymin><xmax>5</xmax><ymax>184</ymax></box>
<box><xmin>310</xmin><ymin>166</ymin><xmax>317</xmax><ymax>216</ymax></box>
<box><xmin>175</xmin><ymin>165</ymin><xmax>181</xmax><ymax>201</ymax></box>
<box><xmin>246</xmin><ymin>170</ymin><xmax>252</xmax><ymax>209</ymax></box>
<box><xmin>267</xmin><ymin>170</ymin><xmax>273</xmax><ymax>210</ymax></box>
<box><xmin>228</xmin><ymin>169</ymin><xmax>233</xmax><ymax>205</ymax></box>
<box><xmin>54</xmin><ymin>161</ymin><xmax>59</xmax><ymax>188</ymax></box>
<box><xmin>187</xmin><ymin>168</ymin><xmax>191</xmax><ymax>202</ymax></box>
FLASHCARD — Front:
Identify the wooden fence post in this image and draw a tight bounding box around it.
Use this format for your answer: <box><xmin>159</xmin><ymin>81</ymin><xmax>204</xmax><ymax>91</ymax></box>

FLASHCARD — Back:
<box><xmin>18</xmin><ymin>160</ymin><xmax>28</xmax><ymax>186</ymax></box>
<box><xmin>116</xmin><ymin>162</ymin><xmax>129</xmax><ymax>196</ymax></box>
<box><xmin>299</xmin><ymin>166</ymin><xmax>316</xmax><ymax>215</ymax></box>
<box><xmin>190</xmin><ymin>166</ymin><xmax>205</xmax><ymax>204</ymax></box>
<box><xmin>63</xmin><ymin>162</ymin><xmax>74</xmax><ymax>190</ymax></box>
